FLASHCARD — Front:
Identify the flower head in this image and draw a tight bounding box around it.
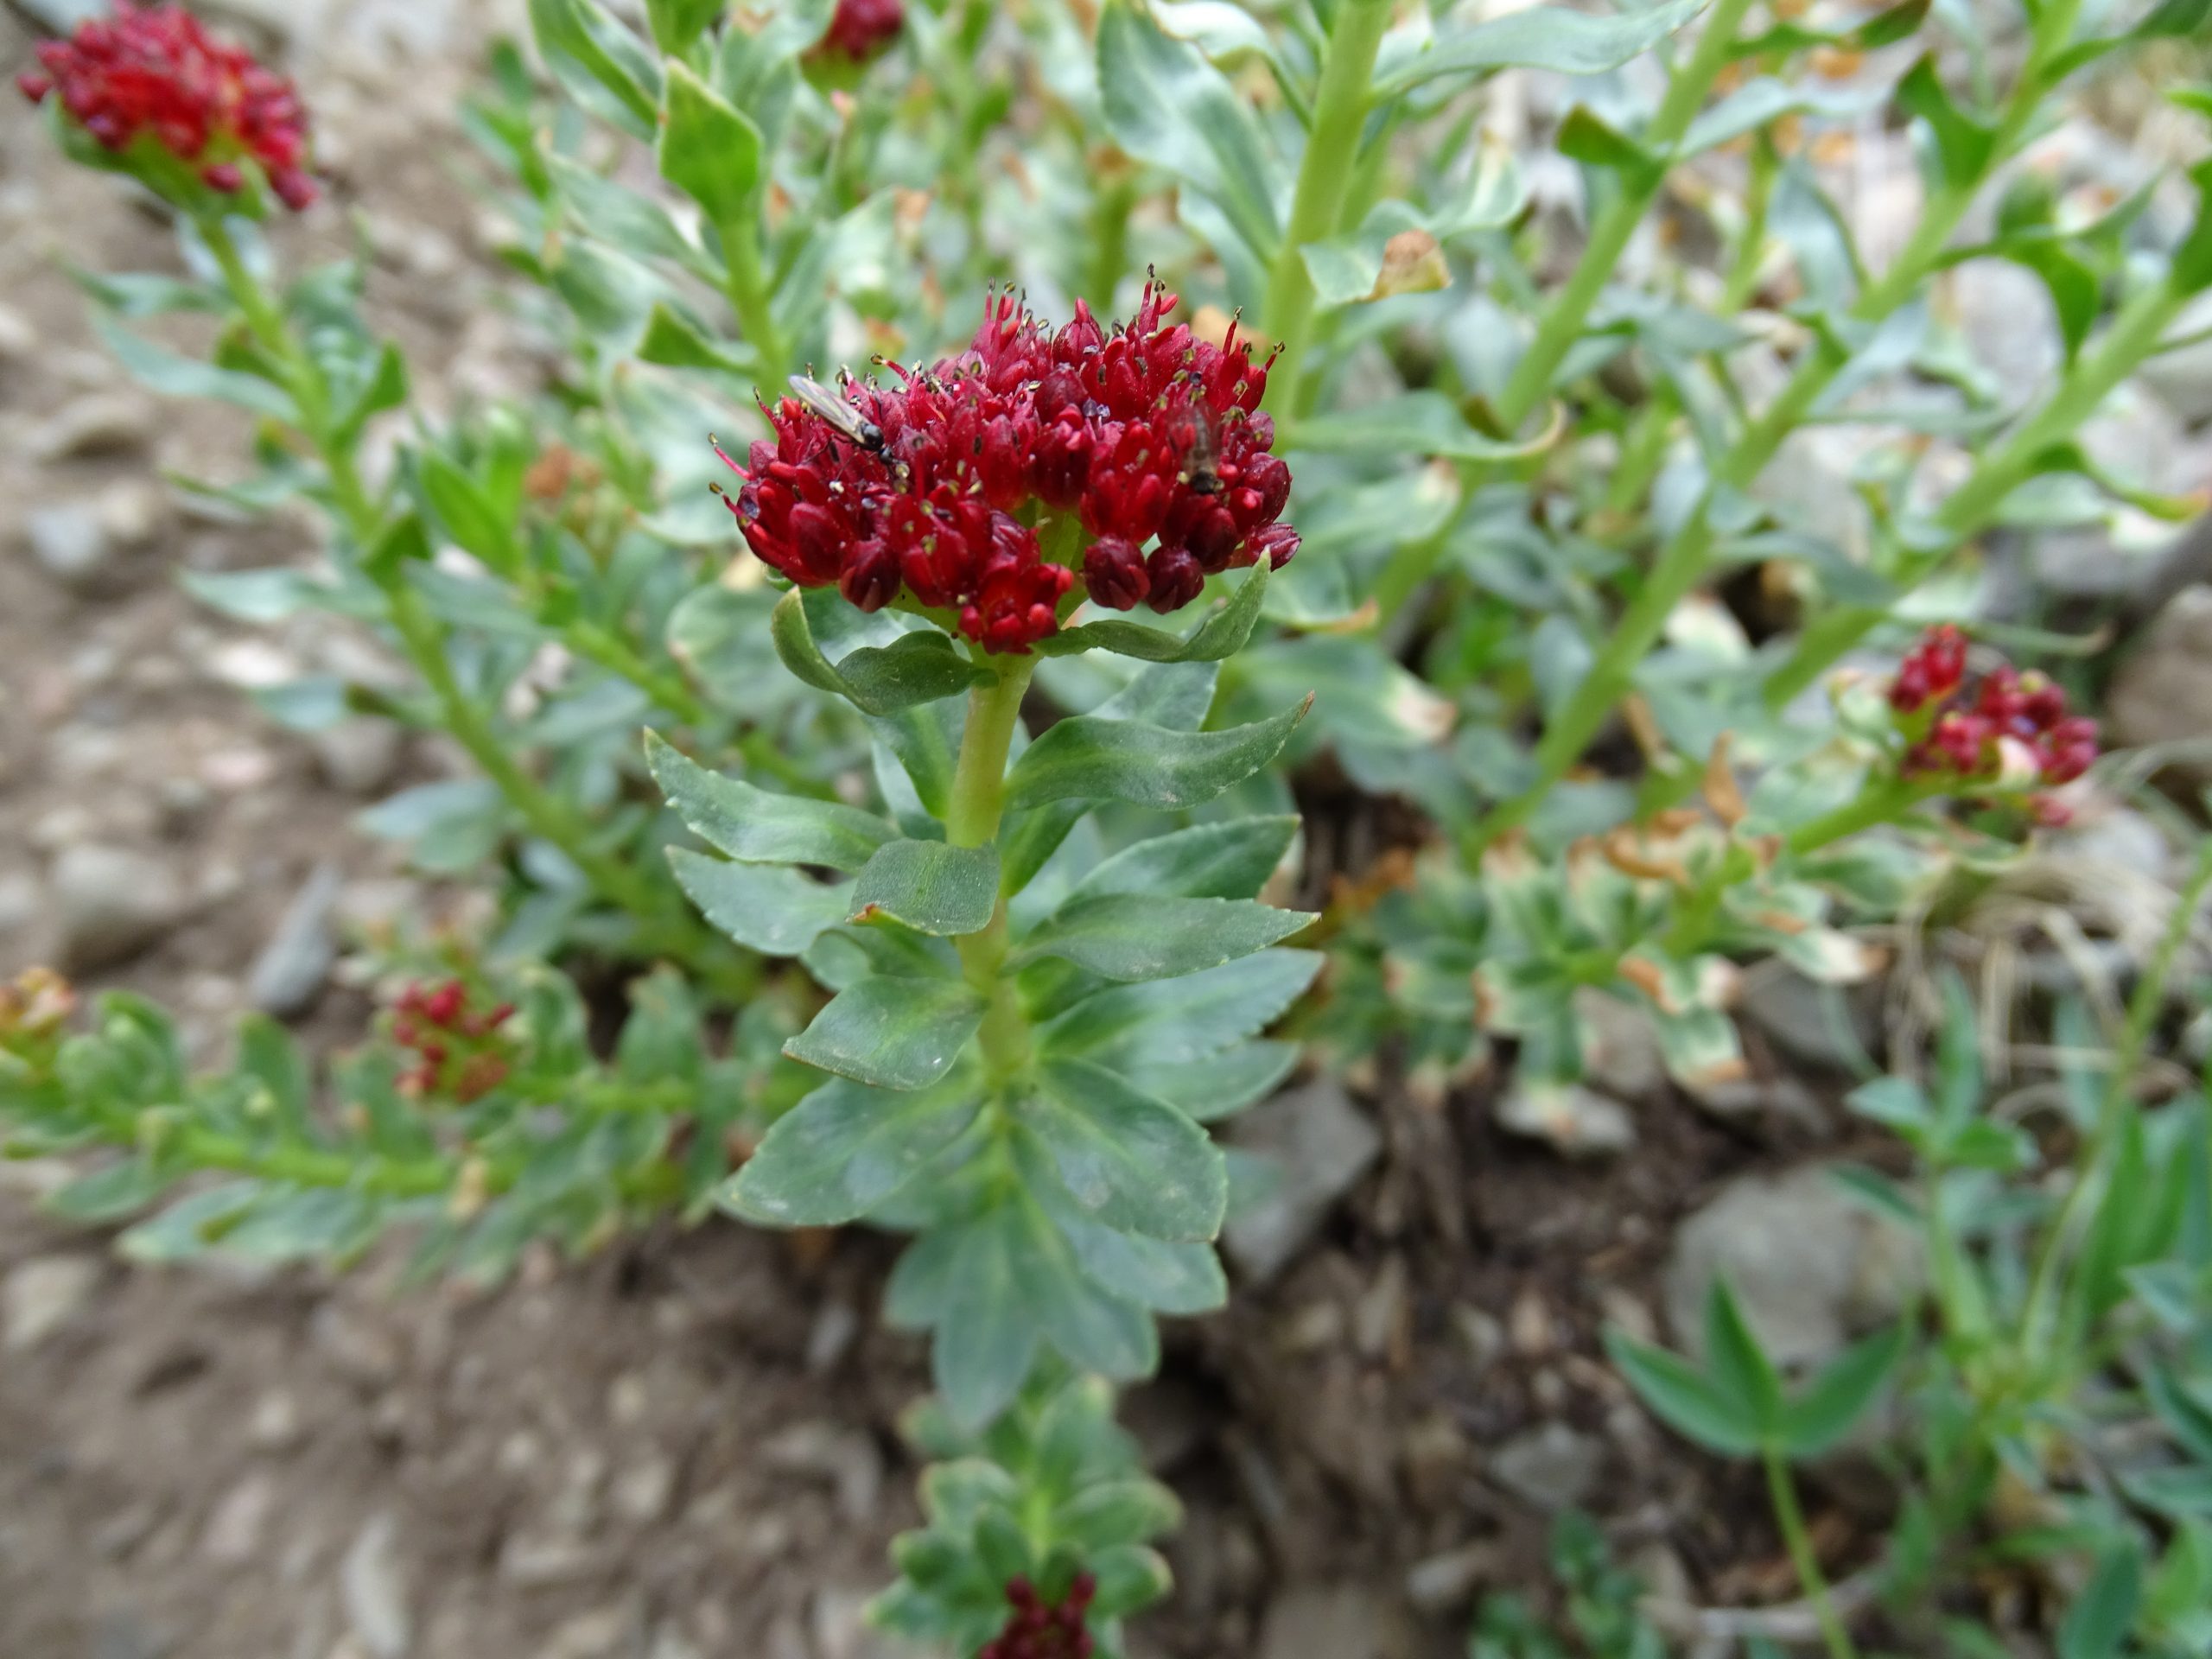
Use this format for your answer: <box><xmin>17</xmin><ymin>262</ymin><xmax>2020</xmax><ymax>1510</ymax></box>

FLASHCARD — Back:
<box><xmin>717</xmin><ymin>282</ymin><xmax>1295</xmax><ymax>653</ymax></box>
<box><xmin>19</xmin><ymin>3</ymin><xmax>316</xmax><ymax>211</ymax></box>
<box><xmin>977</xmin><ymin>1574</ymin><xmax>1096</xmax><ymax>1659</ymax></box>
<box><xmin>821</xmin><ymin>0</ymin><xmax>904</xmax><ymax>61</ymax></box>
<box><xmin>391</xmin><ymin>978</ymin><xmax>516</xmax><ymax>1104</ymax></box>
<box><xmin>1891</xmin><ymin>627</ymin><xmax>2098</xmax><ymax>792</ymax></box>
<box><xmin>0</xmin><ymin>968</ymin><xmax>76</xmax><ymax>1068</ymax></box>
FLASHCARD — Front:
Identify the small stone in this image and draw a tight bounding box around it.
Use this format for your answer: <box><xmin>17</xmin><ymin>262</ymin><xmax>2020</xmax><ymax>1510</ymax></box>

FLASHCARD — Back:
<box><xmin>312</xmin><ymin>720</ymin><xmax>405</xmax><ymax>796</ymax></box>
<box><xmin>54</xmin><ymin>843</ymin><xmax>184</xmax><ymax>970</ymax></box>
<box><xmin>1223</xmin><ymin>1080</ymin><xmax>1383</xmax><ymax>1286</ymax></box>
<box><xmin>1398</xmin><ymin>1412</ymin><xmax>1469</xmax><ymax>1511</ymax></box>
<box><xmin>612</xmin><ymin>1452</ymin><xmax>677</xmax><ymax>1526</ymax></box>
<box><xmin>1739</xmin><ymin>969</ymin><xmax>1877</xmax><ymax>1073</ymax></box>
<box><xmin>760</xmin><ymin>1421</ymin><xmax>882</xmax><ymax>1523</ymax></box>
<box><xmin>1405</xmin><ymin>1541</ymin><xmax>1503</xmax><ymax>1614</ymax></box>
<box><xmin>1352</xmin><ymin>1254</ymin><xmax>1409</xmax><ymax>1363</ymax></box>
<box><xmin>0</xmin><ymin>302</ymin><xmax>35</xmax><ymax>362</ymax></box>
<box><xmin>340</xmin><ymin>1512</ymin><xmax>410</xmax><ymax>1659</ymax></box>
<box><xmin>4</xmin><ymin>1255</ymin><xmax>102</xmax><ymax>1351</ymax></box>
<box><xmin>1452</xmin><ymin>1305</ymin><xmax>1505</xmax><ymax>1373</ymax></box>
<box><xmin>248</xmin><ymin>861</ymin><xmax>342</xmax><ymax>1019</ymax></box>
<box><xmin>804</xmin><ymin>1299</ymin><xmax>860</xmax><ymax>1375</ymax></box>
<box><xmin>1508</xmin><ymin>1287</ymin><xmax>1555</xmax><ymax>1357</ymax></box>
<box><xmin>1257</xmin><ymin>1585</ymin><xmax>1397</xmax><ymax>1659</ymax></box>
<box><xmin>810</xmin><ymin>1586</ymin><xmax>903</xmax><ymax>1659</ymax></box>
<box><xmin>545</xmin><ymin>1604</ymin><xmax>636</xmax><ymax>1659</ymax></box>
<box><xmin>1497</xmin><ymin>1078</ymin><xmax>1637</xmax><ymax>1158</ymax></box>
<box><xmin>1663</xmin><ymin>1164</ymin><xmax>1922</xmax><ymax>1371</ymax></box>
<box><xmin>309</xmin><ymin>1302</ymin><xmax>404</xmax><ymax>1386</ymax></box>
<box><xmin>33</xmin><ymin>392</ymin><xmax>157</xmax><ymax>462</ymax></box>
<box><xmin>250</xmin><ymin>1390</ymin><xmax>303</xmax><ymax>1452</ymax></box>
<box><xmin>0</xmin><ymin>871</ymin><xmax>39</xmax><ymax>937</ymax></box>
<box><xmin>201</xmin><ymin>1472</ymin><xmax>278</xmax><ymax>1565</ymax></box>
<box><xmin>1491</xmin><ymin>1422</ymin><xmax>1604</xmax><ymax>1512</ymax></box>
<box><xmin>27</xmin><ymin>502</ymin><xmax>119</xmax><ymax>594</ymax></box>
<box><xmin>1573</xmin><ymin>988</ymin><xmax>1669</xmax><ymax>1100</ymax></box>
<box><xmin>497</xmin><ymin>1532</ymin><xmax>601</xmax><ymax>1586</ymax></box>
<box><xmin>2110</xmin><ymin>590</ymin><xmax>2212</xmax><ymax>783</ymax></box>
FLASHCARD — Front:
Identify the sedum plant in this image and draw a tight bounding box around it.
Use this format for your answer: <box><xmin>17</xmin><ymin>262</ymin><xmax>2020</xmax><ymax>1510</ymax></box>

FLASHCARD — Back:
<box><xmin>9</xmin><ymin>0</ymin><xmax>2212</xmax><ymax>1654</ymax></box>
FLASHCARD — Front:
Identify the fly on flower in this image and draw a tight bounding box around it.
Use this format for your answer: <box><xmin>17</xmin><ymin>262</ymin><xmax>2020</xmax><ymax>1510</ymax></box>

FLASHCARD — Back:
<box><xmin>787</xmin><ymin>372</ymin><xmax>887</xmax><ymax>456</ymax></box>
<box><xmin>1169</xmin><ymin>397</ymin><xmax>1224</xmax><ymax>498</ymax></box>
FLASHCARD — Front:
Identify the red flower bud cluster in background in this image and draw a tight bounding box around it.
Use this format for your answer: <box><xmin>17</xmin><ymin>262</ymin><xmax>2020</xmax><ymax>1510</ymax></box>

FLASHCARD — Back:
<box><xmin>718</xmin><ymin>281</ymin><xmax>1298</xmax><ymax>653</ymax></box>
<box><xmin>821</xmin><ymin>0</ymin><xmax>904</xmax><ymax>61</ymax></box>
<box><xmin>391</xmin><ymin>980</ymin><xmax>516</xmax><ymax>1105</ymax></box>
<box><xmin>977</xmin><ymin>1574</ymin><xmax>1096</xmax><ymax>1659</ymax></box>
<box><xmin>1890</xmin><ymin>625</ymin><xmax>2098</xmax><ymax>790</ymax></box>
<box><xmin>18</xmin><ymin>2</ymin><xmax>316</xmax><ymax>211</ymax></box>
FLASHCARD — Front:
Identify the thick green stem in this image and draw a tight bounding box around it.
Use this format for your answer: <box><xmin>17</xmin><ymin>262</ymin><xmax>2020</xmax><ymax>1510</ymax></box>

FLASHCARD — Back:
<box><xmin>1760</xmin><ymin>277</ymin><xmax>2187</xmax><ymax>711</ymax></box>
<box><xmin>1783</xmin><ymin>778</ymin><xmax>1932</xmax><ymax>858</ymax></box>
<box><xmin>946</xmin><ymin>656</ymin><xmax>1039</xmax><ymax>1083</ymax></box>
<box><xmin>723</xmin><ymin>226</ymin><xmax>790</xmax><ymax>383</ymax></box>
<box><xmin>1259</xmin><ymin>0</ymin><xmax>1395</xmax><ymax>419</ymax></box>
<box><xmin>1763</xmin><ymin>1446</ymin><xmax>1860</xmax><ymax>1659</ymax></box>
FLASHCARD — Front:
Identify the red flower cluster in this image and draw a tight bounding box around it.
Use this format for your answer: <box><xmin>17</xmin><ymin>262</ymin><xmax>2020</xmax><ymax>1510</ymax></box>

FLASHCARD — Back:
<box><xmin>18</xmin><ymin>3</ymin><xmax>316</xmax><ymax>211</ymax></box>
<box><xmin>1887</xmin><ymin>623</ymin><xmax>1967</xmax><ymax>714</ymax></box>
<box><xmin>717</xmin><ymin>282</ymin><xmax>1296</xmax><ymax>654</ymax></box>
<box><xmin>822</xmin><ymin>0</ymin><xmax>904</xmax><ymax>60</ymax></box>
<box><xmin>977</xmin><ymin>1574</ymin><xmax>1096</xmax><ymax>1659</ymax></box>
<box><xmin>391</xmin><ymin>979</ymin><xmax>516</xmax><ymax>1104</ymax></box>
<box><xmin>1890</xmin><ymin>627</ymin><xmax>2098</xmax><ymax>789</ymax></box>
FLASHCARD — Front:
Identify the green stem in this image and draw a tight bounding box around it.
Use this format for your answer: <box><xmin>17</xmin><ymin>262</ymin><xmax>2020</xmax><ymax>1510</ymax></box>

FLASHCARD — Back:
<box><xmin>1783</xmin><ymin>778</ymin><xmax>1931</xmax><ymax>858</ymax></box>
<box><xmin>200</xmin><ymin>214</ymin><xmax>380</xmax><ymax>541</ymax></box>
<box><xmin>201</xmin><ymin>217</ymin><xmax>743</xmax><ymax>988</ymax></box>
<box><xmin>946</xmin><ymin>654</ymin><xmax>1039</xmax><ymax>1083</ymax></box>
<box><xmin>1760</xmin><ymin>277</ymin><xmax>2186</xmax><ymax>711</ymax></box>
<box><xmin>2018</xmin><ymin>836</ymin><xmax>2212</xmax><ymax>1352</ymax></box>
<box><xmin>722</xmin><ymin>224</ymin><xmax>790</xmax><ymax>383</ymax></box>
<box><xmin>1259</xmin><ymin>0</ymin><xmax>1395</xmax><ymax>419</ymax></box>
<box><xmin>1370</xmin><ymin>0</ymin><xmax>1758</xmax><ymax>623</ymax></box>
<box><xmin>1462</xmin><ymin>33</ymin><xmax>2081</xmax><ymax>858</ymax></box>
<box><xmin>1763</xmin><ymin>1445</ymin><xmax>1860</xmax><ymax>1659</ymax></box>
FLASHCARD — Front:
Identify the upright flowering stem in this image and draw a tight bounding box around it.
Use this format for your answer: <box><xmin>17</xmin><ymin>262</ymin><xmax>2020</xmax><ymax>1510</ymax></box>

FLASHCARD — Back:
<box><xmin>1764</xmin><ymin>1445</ymin><xmax>1860</xmax><ymax>1659</ymax></box>
<box><xmin>196</xmin><ymin>214</ymin><xmax>738</xmax><ymax>987</ymax></box>
<box><xmin>1459</xmin><ymin>10</ymin><xmax>2090</xmax><ymax>860</ymax></box>
<box><xmin>949</xmin><ymin>653</ymin><xmax>1039</xmax><ymax>1083</ymax></box>
<box><xmin>1260</xmin><ymin>0</ymin><xmax>1393</xmax><ymax>419</ymax></box>
<box><xmin>1760</xmin><ymin>276</ymin><xmax>2188</xmax><ymax>712</ymax></box>
<box><xmin>1368</xmin><ymin>0</ymin><xmax>1757</xmax><ymax>622</ymax></box>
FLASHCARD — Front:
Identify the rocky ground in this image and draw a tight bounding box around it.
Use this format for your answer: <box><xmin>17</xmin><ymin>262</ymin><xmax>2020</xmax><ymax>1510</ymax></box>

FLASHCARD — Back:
<box><xmin>3</xmin><ymin>4</ymin><xmax>2210</xmax><ymax>1659</ymax></box>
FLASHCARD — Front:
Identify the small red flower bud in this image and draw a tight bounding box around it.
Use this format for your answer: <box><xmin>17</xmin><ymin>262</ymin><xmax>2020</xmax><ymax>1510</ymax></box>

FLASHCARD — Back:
<box><xmin>839</xmin><ymin>538</ymin><xmax>902</xmax><ymax>613</ymax></box>
<box><xmin>1145</xmin><ymin>544</ymin><xmax>1206</xmax><ymax>614</ymax></box>
<box><xmin>1083</xmin><ymin>536</ymin><xmax>1150</xmax><ymax>611</ymax></box>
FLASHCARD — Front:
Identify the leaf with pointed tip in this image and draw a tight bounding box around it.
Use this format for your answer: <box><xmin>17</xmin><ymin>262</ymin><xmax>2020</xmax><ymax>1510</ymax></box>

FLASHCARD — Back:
<box><xmin>1034</xmin><ymin>563</ymin><xmax>1272</xmax><ymax>662</ymax></box>
<box><xmin>1004</xmin><ymin>698</ymin><xmax>1311</xmax><ymax>810</ymax></box>
<box><xmin>850</xmin><ymin>841</ymin><xmax>1001</xmax><ymax>937</ymax></box>
<box><xmin>1017</xmin><ymin>1058</ymin><xmax>1227</xmax><ymax>1242</ymax></box>
<box><xmin>722</xmin><ymin>1072</ymin><xmax>985</xmax><ymax>1227</ymax></box>
<box><xmin>785</xmin><ymin>976</ymin><xmax>985</xmax><ymax>1090</ymax></box>
<box><xmin>670</xmin><ymin>849</ymin><xmax>852</xmax><ymax>957</ymax></box>
<box><xmin>1374</xmin><ymin>0</ymin><xmax>1708</xmax><ymax>95</ymax></box>
<box><xmin>648</xmin><ymin>731</ymin><xmax>894</xmax><ymax>872</ymax></box>
<box><xmin>658</xmin><ymin>59</ymin><xmax>760</xmax><ymax>232</ymax></box>
<box><xmin>772</xmin><ymin>589</ymin><xmax>992</xmax><ymax>715</ymax></box>
<box><xmin>1068</xmin><ymin>817</ymin><xmax>1299</xmax><ymax>905</ymax></box>
<box><xmin>1781</xmin><ymin>1324</ymin><xmax>1907</xmax><ymax>1454</ymax></box>
<box><xmin>1604</xmin><ymin>1329</ymin><xmax>1761</xmax><ymax>1455</ymax></box>
<box><xmin>1015</xmin><ymin>896</ymin><xmax>1313</xmax><ymax>982</ymax></box>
